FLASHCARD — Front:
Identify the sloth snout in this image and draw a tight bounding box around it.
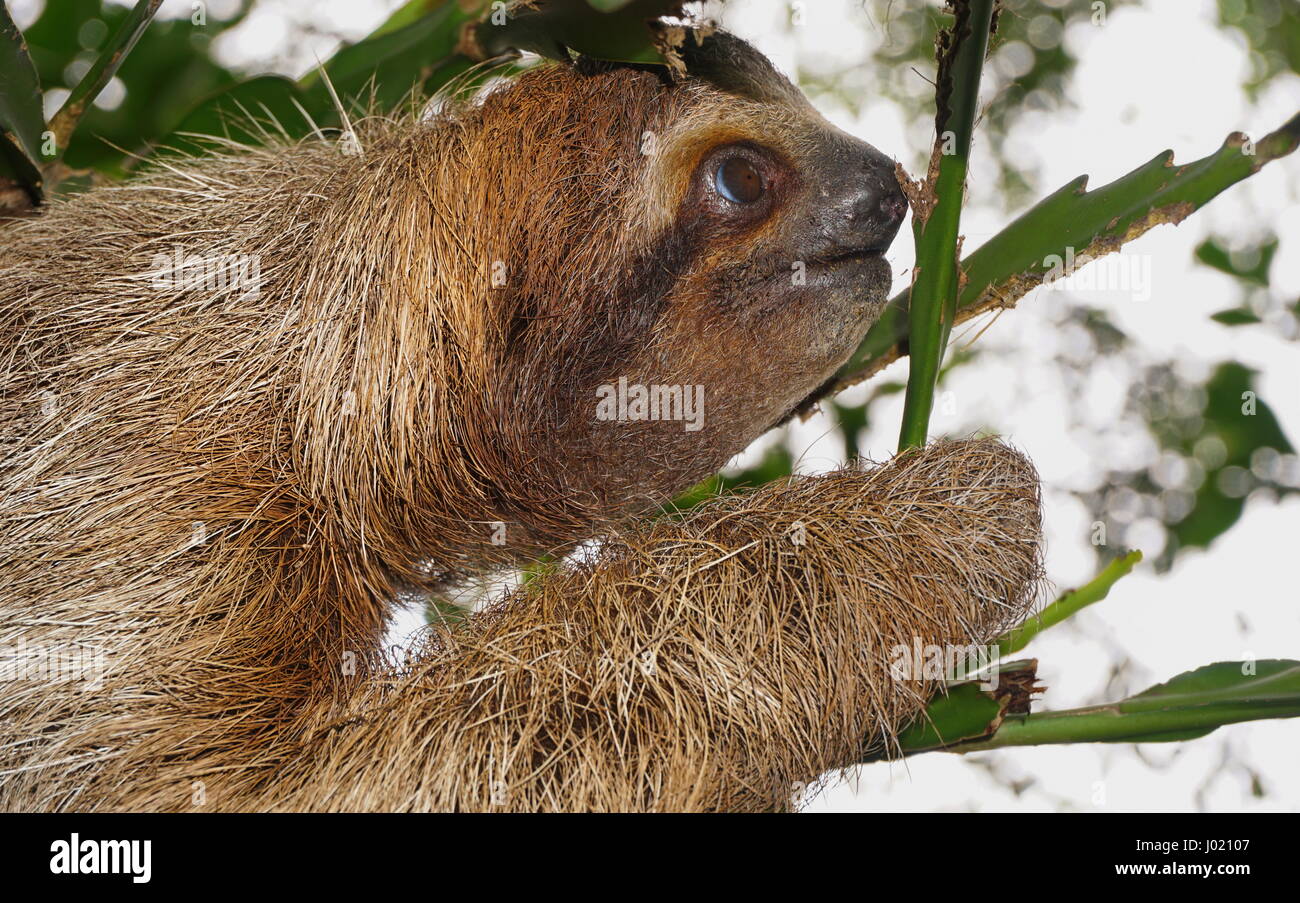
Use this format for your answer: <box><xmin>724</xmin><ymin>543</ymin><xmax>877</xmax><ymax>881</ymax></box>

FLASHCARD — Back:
<box><xmin>839</xmin><ymin>172</ymin><xmax>907</xmax><ymax>254</ymax></box>
<box><xmin>813</xmin><ymin>138</ymin><xmax>909</xmax><ymax>258</ymax></box>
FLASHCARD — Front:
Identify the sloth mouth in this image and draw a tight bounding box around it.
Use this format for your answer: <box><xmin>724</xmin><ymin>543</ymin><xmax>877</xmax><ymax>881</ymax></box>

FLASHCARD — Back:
<box><xmin>803</xmin><ymin>247</ymin><xmax>892</xmax><ymax>285</ymax></box>
<box><xmin>807</xmin><ymin>246</ymin><xmax>888</xmax><ymax>267</ymax></box>
<box><xmin>732</xmin><ymin>247</ymin><xmax>891</xmax><ymax>291</ymax></box>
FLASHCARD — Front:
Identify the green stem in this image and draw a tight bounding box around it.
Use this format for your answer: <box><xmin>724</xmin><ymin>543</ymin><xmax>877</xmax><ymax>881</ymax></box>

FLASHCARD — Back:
<box><xmin>46</xmin><ymin>0</ymin><xmax>161</xmax><ymax>163</ymax></box>
<box><xmin>897</xmin><ymin>0</ymin><xmax>995</xmax><ymax>451</ymax></box>
<box><xmin>949</xmin><ymin>698</ymin><xmax>1299</xmax><ymax>751</ymax></box>
<box><xmin>995</xmin><ymin>551</ymin><xmax>1142</xmax><ymax>656</ymax></box>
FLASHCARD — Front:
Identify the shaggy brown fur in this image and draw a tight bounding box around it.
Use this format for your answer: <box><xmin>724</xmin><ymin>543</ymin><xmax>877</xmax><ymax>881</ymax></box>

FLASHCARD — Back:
<box><xmin>0</xmin><ymin>33</ymin><xmax>1042</xmax><ymax>811</ymax></box>
<box><xmin>264</xmin><ymin>438</ymin><xmax>1043</xmax><ymax>812</ymax></box>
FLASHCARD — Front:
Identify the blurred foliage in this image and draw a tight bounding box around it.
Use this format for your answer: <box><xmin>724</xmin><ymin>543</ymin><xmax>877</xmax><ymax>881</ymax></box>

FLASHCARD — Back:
<box><xmin>1045</xmin><ymin>241</ymin><xmax>1297</xmax><ymax>574</ymax></box>
<box><xmin>822</xmin><ymin>0</ymin><xmax>1300</xmax><ymax>210</ymax></box>
<box><xmin>1198</xmin><ymin>233</ymin><xmax>1300</xmax><ymax>338</ymax></box>
<box><xmin>1080</xmin><ymin>361</ymin><xmax>1297</xmax><ymax>572</ymax></box>
<box><xmin>1217</xmin><ymin>0</ymin><xmax>1300</xmax><ymax>99</ymax></box>
<box><xmin>1197</xmin><ymin>233</ymin><xmax>1278</xmax><ymax>287</ymax></box>
<box><xmin>162</xmin><ymin>2</ymin><xmax>485</xmax><ymax>155</ymax></box>
<box><xmin>21</xmin><ymin>0</ymin><xmax>255</xmax><ymax>177</ymax></box>
<box><xmin>14</xmin><ymin>0</ymin><xmax>494</xmax><ymax>185</ymax></box>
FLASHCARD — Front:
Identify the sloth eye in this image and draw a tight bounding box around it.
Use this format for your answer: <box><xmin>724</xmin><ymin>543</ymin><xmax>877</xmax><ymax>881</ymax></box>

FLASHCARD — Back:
<box><xmin>714</xmin><ymin>156</ymin><xmax>765</xmax><ymax>204</ymax></box>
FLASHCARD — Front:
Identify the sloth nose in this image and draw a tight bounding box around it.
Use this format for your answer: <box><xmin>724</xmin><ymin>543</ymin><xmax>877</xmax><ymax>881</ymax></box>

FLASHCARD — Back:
<box><xmin>809</xmin><ymin>136</ymin><xmax>909</xmax><ymax>260</ymax></box>
<box><xmin>838</xmin><ymin>174</ymin><xmax>908</xmax><ymax>254</ymax></box>
<box><xmin>803</xmin><ymin>137</ymin><xmax>909</xmax><ymax>262</ymax></box>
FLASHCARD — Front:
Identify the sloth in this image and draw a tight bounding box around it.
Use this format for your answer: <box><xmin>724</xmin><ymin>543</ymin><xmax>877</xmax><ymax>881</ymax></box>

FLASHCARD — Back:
<box><xmin>0</xmin><ymin>31</ymin><xmax>1042</xmax><ymax>811</ymax></box>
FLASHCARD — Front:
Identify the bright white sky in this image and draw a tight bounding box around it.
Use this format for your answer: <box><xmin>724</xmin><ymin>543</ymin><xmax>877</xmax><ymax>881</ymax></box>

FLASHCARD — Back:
<box><xmin>27</xmin><ymin>0</ymin><xmax>1295</xmax><ymax>812</ymax></box>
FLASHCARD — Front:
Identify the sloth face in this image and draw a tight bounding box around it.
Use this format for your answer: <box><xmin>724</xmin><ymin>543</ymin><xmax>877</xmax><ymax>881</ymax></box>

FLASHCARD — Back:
<box><xmin>570</xmin><ymin>34</ymin><xmax>908</xmax><ymax>499</ymax></box>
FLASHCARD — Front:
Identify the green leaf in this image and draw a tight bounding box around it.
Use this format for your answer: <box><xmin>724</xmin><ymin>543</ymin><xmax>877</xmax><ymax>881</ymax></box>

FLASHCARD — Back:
<box><xmin>891</xmin><ymin>682</ymin><xmax>1003</xmax><ymax>752</ymax></box>
<box><xmin>0</xmin><ymin>1</ymin><xmax>46</xmax><ymax>202</ymax></box>
<box><xmin>1166</xmin><ymin>362</ymin><xmax>1293</xmax><ymax>553</ymax></box>
<box><xmin>1195</xmin><ymin>234</ymin><xmax>1277</xmax><ymax>286</ymax></box>
<box><xmin>464</xmin><ymin>0</ymin><xmax>684</xmax><ymax>65</ymax></box>
<box><xmin>1210</xmin><ymin>307</ymin><xmax>1263</xmax><ymax>325</ymax></box>
<box><xmin>1128</xmin><ymin>660</ymin><xmax>1299</xmax><ymax>706</ymax></box>
<box><xmin>995</xmin><ymin>551</ymin><xmax>1142</xmax><ymax>656</ymax></box>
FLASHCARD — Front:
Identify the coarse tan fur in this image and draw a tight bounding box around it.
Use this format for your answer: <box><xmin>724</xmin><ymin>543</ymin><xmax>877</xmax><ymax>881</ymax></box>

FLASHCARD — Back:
<box><xmin>0</xmin><ymin>33</ymin><xmax>1043</xmax><ymax>811</ymax></box>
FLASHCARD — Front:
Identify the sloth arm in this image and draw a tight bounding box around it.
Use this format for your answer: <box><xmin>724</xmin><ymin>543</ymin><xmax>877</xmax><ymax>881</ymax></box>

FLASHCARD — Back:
<box><xmin>259</xmin><ymin>438</ymin><xmax>1041</xmax><ymax>812</ymax></box>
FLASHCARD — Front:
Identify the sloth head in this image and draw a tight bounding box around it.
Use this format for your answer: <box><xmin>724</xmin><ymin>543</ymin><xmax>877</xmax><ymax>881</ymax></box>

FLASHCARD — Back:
<box><xmin>604</xmin><ymin>33</ymin><xmax>906</xmax><ymax>443</ymax></box>
<box><xmin>303</xmin><ymin>31</ymin><xmax>906</xmax><ymax>564</ymax></box>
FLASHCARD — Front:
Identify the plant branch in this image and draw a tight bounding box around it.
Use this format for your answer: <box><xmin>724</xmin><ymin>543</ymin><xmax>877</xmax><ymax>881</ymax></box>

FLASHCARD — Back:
<box><xmin>896</xmin><ymin>0</ymin><xmax>995</xmax><ymax>451</ymax></box>
<box><xmin>995</xmin><ymin>550</ymin><xmax>1142</xmax><ymax>656</ymax></box>
<box><xmin>46</xmin><ymin>0</ymin><xmax>162</xmax><ymax>167</ymax></box>
<box><xmin>947</xmin><ymin>661</ymin><xmax>1300</xmax><ymax>751</ymax></box>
